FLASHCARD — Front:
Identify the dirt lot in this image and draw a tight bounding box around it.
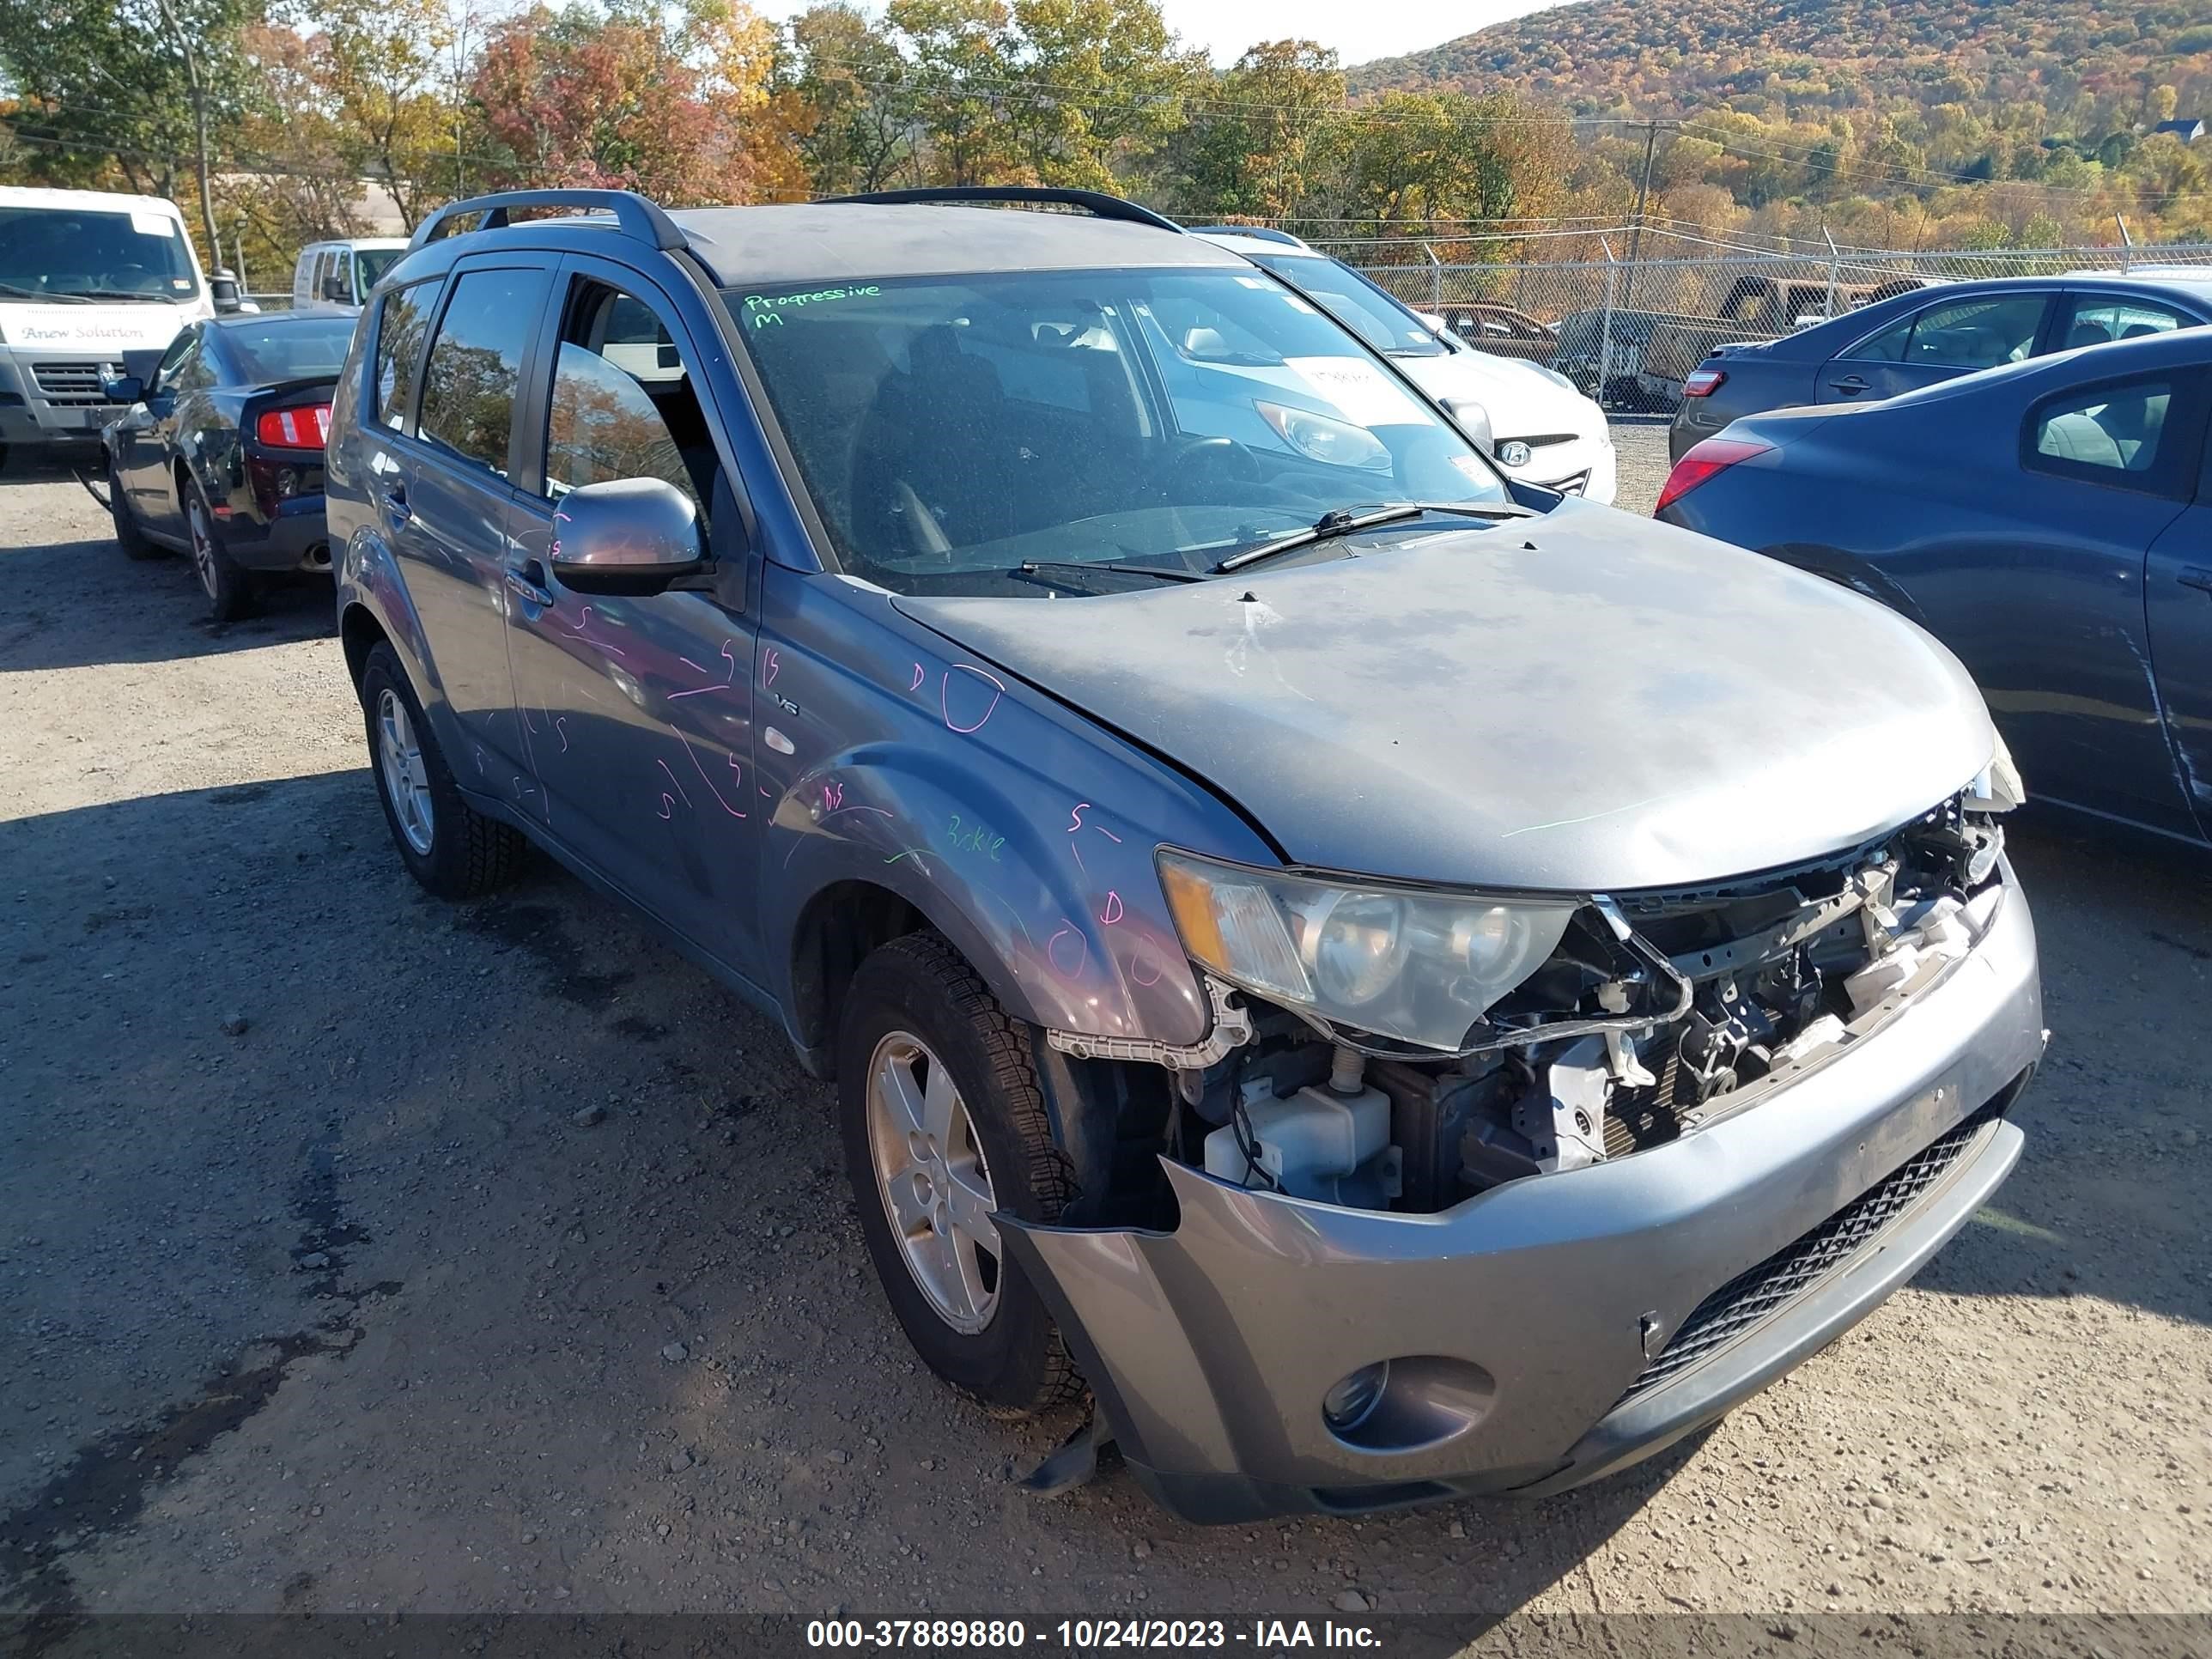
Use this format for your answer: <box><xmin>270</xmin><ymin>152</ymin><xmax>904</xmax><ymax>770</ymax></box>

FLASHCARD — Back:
<box><xmin>2</xmin><ymin>449</ymin><xmax>2209</xmax><ymax>1645</ymax></box>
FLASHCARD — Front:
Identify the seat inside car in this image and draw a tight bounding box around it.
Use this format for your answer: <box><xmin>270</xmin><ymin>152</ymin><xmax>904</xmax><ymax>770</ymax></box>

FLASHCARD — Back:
<box><xmin>849</xmin><ymin>324</ymin><xmax>1023</xmax><ymax>555</ymax></box>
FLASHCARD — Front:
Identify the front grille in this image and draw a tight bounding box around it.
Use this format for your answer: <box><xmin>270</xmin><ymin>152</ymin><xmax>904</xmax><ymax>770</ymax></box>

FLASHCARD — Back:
<box><xmin>32</xmin><ymin>362</ymin><xmax>126</xmax><ymax>407</ymax></box>
<box><xmin>1546</xmin><ymin>469</ymin><xmax>1592</xmax><ymax>495</ymax></box>
<box><xmin>1616</xmin><ymin>1103</ymin><xmax>1996</xmax><ymax>1406</ymax></box>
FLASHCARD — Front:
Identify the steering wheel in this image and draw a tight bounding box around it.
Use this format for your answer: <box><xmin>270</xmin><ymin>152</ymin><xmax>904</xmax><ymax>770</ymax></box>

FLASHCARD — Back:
<box><xmin>1164</xmin><ymin>434</ymin><xmax>1260</xmax><ymax>493</ymax></box>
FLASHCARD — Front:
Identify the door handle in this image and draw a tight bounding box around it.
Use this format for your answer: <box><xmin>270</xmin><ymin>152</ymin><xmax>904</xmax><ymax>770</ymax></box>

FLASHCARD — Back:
<box><xmin>382</xmin><ymin>483</ymin><xmax>411</xmax><ymax>525</ymax></box>
<box><xmin>506</xmin><ymin>559</ymin><xmax>554</xmax><ymax>606</ymax></box>
<box><xmin>2180</xmin><ymin>566</ymin><xmax>2212</xmax><ymax>596</ymax></box>
<box><xmin>1831</xmin><ymin>374</ymin><xmax>1869</xmax><ymax>395</ymax></box>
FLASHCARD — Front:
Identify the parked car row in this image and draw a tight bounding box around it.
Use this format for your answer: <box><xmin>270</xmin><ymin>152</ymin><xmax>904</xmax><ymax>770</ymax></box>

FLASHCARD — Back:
<box><xmin>307</xmin><ymin>185</ymin><xmax>2040</xmax><ymax>1526</ymax></box>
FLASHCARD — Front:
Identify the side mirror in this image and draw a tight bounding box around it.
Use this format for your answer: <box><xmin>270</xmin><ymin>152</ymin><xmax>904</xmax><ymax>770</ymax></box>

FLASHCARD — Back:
<box><xmin>323</xmin><ymin>274</ymin><xmax>353</xmax><ymax>303</ymax></box>
<box><xmin>1444</xmin><ymin>397</ymin><xmax>1494</xmax><ymax>455</ymax></box>
<box><xmin>209</xmin><ymin>269</ymin><xmax>245</xmax><ymax>315</ymax></box>
<box><xmin>550</xmin><ymin>477</ymin><xmax>707</xmax><ymax>596</ymax></box>
<box><xmin>1416</xmin><ymin>310</ymin><xmax>1448</xmax><ymax>333</ymax></box>
<box><xmin>103</xmin><ymin>374</ymin><xmax>145</xmax><ymax>405</ymax></box>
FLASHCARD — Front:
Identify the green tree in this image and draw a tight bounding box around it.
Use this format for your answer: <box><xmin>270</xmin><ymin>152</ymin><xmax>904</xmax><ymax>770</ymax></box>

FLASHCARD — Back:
<box><xmin>887</xmin><ymin>0</ymin><xmax>1023</xmax><ymax>185</ymax></box>
<box><xmin>1322</xmin><ymin>91</ymin><xmax>1565</xmax><ymax>238</ymax></box>
<box><xmin>787</xmin><ymin>3</ymin><xmax>918</xmax><ymax>193</ymax></box>
<box><xmin>1167</xmin><ymin>39</ymin><xmax>1343</xmax><ymax>220</ymax></box>
<box><xmin>0</xmin><ymin>0</ymin><xmax>260</xmax><ymax>259</ymax></box>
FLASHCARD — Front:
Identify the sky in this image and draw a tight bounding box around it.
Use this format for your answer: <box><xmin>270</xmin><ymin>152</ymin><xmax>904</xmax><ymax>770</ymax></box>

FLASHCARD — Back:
<box><xmin>749</xmin><ymin>0</ymin><xmax>1568</xmax><ymax>69</ymax></box>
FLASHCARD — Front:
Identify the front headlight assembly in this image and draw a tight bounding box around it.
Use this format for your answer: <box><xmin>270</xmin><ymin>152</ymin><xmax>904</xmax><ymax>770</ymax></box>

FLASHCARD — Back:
<box><xmin>1157</xmin><ymin>848</ymin><xmax>1577</xmax><ymax>1053</ymax></box>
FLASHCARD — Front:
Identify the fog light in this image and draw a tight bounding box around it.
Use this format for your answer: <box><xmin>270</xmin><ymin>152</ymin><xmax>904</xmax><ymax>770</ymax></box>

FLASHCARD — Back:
<box><xmin>1322</xmin><ymin>1361</ymin><xmax>1389</xmax><ymax>1432</ymax></box>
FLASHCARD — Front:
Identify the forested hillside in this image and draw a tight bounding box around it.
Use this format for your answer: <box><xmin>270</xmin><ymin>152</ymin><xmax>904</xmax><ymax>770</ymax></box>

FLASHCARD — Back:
<box><xmin>1348</xmin><ymin>0</ymin><xmax>2212</xmax><ymax>242</ymax></box>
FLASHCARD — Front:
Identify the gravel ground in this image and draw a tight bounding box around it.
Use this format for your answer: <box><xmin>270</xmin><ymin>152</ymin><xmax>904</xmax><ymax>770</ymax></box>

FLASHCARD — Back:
<box><xmin>1608</xmin><ymin>416</ymin><xmax>1674</xmax><ymax>516</ymax></box>
<box><xmin>2</xmin><ymin>455</ymin><xmax>2208</xmax><ymax>1644</ymax></box>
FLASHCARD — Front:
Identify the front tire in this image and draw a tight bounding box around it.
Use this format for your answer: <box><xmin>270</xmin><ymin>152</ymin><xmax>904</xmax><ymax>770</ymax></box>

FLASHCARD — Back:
<box><xmin>184</xmin><ymin>477</ymin><xmax>252</xmax><ymax>622</ymax></box>
<box><xmin>358</xmin><ymin>642</ymin><xmax>527</xmax><ymax>899</ymax></box>
<box><xmin>837</xmin><ymin>933</ymin><xmax>1082</xmax><ymax>1418</ymax></box>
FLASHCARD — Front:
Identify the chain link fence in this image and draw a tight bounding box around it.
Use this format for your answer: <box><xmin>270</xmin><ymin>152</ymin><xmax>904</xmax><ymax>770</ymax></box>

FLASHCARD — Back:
<box><xmin>1326</xmin><ymin>228</ymin><xmax>2212</xmax><ymax>412</ymax></box>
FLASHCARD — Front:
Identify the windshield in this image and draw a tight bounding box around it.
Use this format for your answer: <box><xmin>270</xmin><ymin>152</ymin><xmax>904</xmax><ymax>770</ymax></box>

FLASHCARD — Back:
<box><xmin>0</xmin><ymin>205</ymin><xmax>198</xmax><ymax>302</ymax></box>
<box><xmin>224</xmin><ymin>316</ymin><xmax>357</xmax><ymax>381</ymax></box>
<box><xmin>355</xmin><ymin>247</ymin><xmax>404</xmax><ymax>295</ymax></box>
<box><xmin>1246</xmin><ymin>251</ymin><xmax>1448</xmax><ymax>359</ymax></box>
<box><xmin>727</xmin><ymin>266</ymin><xmax>1506</xmax><ymax>597</ymax></box>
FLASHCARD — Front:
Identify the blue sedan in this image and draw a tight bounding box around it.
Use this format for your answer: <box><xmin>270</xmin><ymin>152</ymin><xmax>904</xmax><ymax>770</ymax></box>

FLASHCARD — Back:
<box><xmin>1658</xmin><ymin>327</ymin><xmax>2212</xmax><ymax>849</ymax></box>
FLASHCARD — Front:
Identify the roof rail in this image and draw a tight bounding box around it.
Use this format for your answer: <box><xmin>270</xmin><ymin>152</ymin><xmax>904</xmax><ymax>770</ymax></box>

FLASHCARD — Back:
<box><xmin>408</xmin><ymin>189</ymin><xmax>689</xmax><ymax>253</ymax></box>
<box><xmin>823</xmin><ymin>185</ymin><xmax>1183</xmax><ymax>234</ymax></box>
<box><xmin>1184</xmin><ymin>223</ymin><xmax>1313</xmax><ymax>251</ymax></box>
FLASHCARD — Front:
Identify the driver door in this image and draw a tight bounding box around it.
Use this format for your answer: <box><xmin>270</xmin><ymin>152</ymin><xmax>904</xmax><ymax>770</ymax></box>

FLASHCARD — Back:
<box><xmin>1817</xmin><ymin>290</ymin><xmax>2054</xmax><ymax>404</ymax></box>
<box><xmin>503</xmin><ymin>257</ymin><xmax>767</xmax><ymax>975</ymax></box>
<box><xmin>111</xmin><ymin>326</ymin><xmax>200</xmax><ymax>531</ymax></box>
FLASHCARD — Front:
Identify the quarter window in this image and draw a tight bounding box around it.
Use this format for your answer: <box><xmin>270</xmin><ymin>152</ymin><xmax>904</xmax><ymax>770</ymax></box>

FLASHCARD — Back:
<box><xmin>2028</xmin><ymin>379</ymin><xmax>2173</xmax><ymax>483</ymax></box>
<box><xmin>416</xmin><ymin>266</ymin><xmax>552</xmax><ymax>476</ymax></box>
<box><xmin>372</xmin><ymin>279</ymin><xmax>441</xmax><ymax>431</ymax></box>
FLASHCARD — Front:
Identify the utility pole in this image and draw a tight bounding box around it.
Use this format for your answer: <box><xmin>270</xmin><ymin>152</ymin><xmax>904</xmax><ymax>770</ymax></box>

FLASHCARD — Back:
<box><xmin>152</xmin><ymin>0</ymin><xmax>221</xmax><ymax>265</ymax></box>
<box><xmin>1624</xmin><ymin>118</ymin><xmax>1662</xmax><ymax>306</ymax></box>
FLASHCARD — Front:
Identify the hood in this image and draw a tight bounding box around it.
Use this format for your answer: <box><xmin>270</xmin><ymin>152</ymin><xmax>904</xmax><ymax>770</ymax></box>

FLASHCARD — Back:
<box><xmin>1393</xmin><ymin>349</ymin><xmax>1601</xmax><ymax>441</ymax></box>
<box><xmin>894</xmin><ymin>501</ymin><xmax>1996</xmax><ymax>893</ymax></box>
<box><xmin>0</xmin><ymin>302</ymin><xmax>199</xmax><ymax>355</ymax></box>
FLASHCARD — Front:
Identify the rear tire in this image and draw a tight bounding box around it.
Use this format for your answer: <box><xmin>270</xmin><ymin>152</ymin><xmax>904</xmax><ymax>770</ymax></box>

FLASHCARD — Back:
<box><xmin>358</xmin><ymin>642</ymin><xmax>527</xmax><ymax>899</ymax></box>
<box><xmin>837</xmin><ymin>933</ymin><xmax>1083</xmax><ymax>1419</ymax></box>
<box><xmin>109</xmin><ymin>457</ymin><xmax>163</xmax><ymax>561</ymax></box>
<box><xmin>184</xmin><ymin>477</ymin><xmax>252</xmax><ymax>622</ymax></box>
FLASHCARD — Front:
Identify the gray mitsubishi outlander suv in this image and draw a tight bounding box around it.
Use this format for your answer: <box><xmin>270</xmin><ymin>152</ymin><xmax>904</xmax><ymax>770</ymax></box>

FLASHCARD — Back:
<box><xmin>325</xmin><ymin>185</ymin><xmax>2044</xmax><ymax>1523</ymax></box>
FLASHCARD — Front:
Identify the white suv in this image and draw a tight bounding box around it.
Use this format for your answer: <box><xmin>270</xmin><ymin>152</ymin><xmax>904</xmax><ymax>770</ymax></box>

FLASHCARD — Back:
<box><xmin>1195</xmin><ymin>227</ymin><xmax>1616</xmax><ymax>504</ymax></box>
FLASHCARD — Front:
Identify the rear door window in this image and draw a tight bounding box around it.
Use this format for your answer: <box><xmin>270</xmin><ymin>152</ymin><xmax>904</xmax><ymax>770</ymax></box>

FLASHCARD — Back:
<box><xmin>2027</xmin><ymin>376</ymin><xmax>2182</xmax><ymax>494</ymax></box>
<box><xmin>415</xmin><ymin>265</ymin><xmax>554</xmax><ymax>475</ymax></box>
<box><xmin>372</xmin><ymin>279</ymin><xmax>441</xmax><ymax>431</ymax></box>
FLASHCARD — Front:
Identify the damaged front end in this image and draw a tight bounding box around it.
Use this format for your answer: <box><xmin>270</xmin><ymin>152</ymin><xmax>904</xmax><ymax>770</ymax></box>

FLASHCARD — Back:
<box><xmin>1016</xmin><ymin>769</ymin><xmax>2042</xmax><ymax>1523</ymax></box>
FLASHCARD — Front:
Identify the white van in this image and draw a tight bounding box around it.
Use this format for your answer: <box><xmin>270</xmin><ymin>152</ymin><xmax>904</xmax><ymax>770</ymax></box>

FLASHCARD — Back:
<box><xmin>291</xmin><ymin>239</ymin><xmax>409</xmax><ymax>313</ymax></box>
<box><xmin>0</xmin><ymin>186</ymin><xmax>216</xmax><ymax>465</ymax></box>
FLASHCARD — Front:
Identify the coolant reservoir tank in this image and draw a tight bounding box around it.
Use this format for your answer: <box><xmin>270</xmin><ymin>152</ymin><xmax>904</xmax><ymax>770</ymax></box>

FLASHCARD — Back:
<box><xmin>1202</xmin><ymin>1084</ymin><xmax>1391</xmax><ymax>1201</ymax></box>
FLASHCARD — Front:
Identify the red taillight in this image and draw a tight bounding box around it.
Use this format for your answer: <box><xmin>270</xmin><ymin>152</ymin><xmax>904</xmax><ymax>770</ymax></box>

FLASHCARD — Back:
<box><xmin>254</xmin><ymin>404</ymin><xmax>331</xmax><ymax>449</ymax></box>
<box><xmin>1656</xmin><ymin>437</ymin><xmax>1771</xmax><ymax>514</ymax></box>
<box><xmin>1681</xmin><ymin>368</ymin><xmax>1727</xmax><ymax>398</ymax></box>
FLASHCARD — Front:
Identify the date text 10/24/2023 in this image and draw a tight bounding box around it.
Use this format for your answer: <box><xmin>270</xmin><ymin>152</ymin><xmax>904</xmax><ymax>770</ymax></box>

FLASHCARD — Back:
<box><xmin>805</xmin><ymin>1620</ymin><xmax>1385</xmax><ymax>1650</ymax></box>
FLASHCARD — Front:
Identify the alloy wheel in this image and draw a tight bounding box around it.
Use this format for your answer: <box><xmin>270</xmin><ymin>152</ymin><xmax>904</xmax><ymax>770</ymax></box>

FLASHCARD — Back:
<box><xmin>186</xmin><ymin>495</ymin><xmax>218</xmax><ymax>600</ymax></box>
<box><xmin>375</xmin><ymin>688</ymin><xmax>436</xmax><ymax>855</ymax></box>
<box><xmin>865</xmin><ymin>1030</ymin><xmax>1002</xmax><ymax>1334</ymax></box>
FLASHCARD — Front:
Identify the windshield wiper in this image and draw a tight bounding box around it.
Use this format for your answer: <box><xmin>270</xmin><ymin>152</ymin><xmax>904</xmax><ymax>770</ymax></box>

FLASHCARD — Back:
<box><xmin>1211</xmin><ymin>500</ymin><xmax>1534</xmax><ymax>574</ymax></box>
<box><xmin>1015</xmin><ymin>559</ymin><xmax>1206</xmax><ymax>588</ymax></box>
<box><xmin>61</xmin><ymin>288</ymin><xmax>170</xmax><ymax>302</ymax></box>
<box><xmin>0</xmin><ymin>281</ymin><xmax>89</xmax><ymax>303</ymax></box>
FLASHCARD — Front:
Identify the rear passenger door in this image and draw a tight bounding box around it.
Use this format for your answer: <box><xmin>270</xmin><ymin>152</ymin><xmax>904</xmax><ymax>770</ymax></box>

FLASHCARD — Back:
<box><xmin>2144</xmin><ymin>410</ymin><xmax>2212</xmax><ymax>842</ymax></box>
<box><xmin>504</xmin><ymin>255</ymin><xmax>765</xmax><ymax>970</ymax></box>
<box><xmin>380</xmin><ymin>257</ymin><xmax>557</xmax><ymax>804</ymax></box>
<box><xmin>1929</xmin><ymin>368</ymin><xmax>2203</xmax><ymax>836</ymax></box>
<box><xmin>1817</xmin><ymin>291</ymin><xmax>2053</xmax><ymax>404</ymax></box>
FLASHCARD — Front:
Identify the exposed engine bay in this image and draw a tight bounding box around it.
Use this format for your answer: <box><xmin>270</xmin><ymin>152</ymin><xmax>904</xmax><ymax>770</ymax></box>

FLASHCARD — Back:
<box><xmin>1060</xmin><ymin>793</ymin><xmax>2013</xmax><ymax>1220</ymax></box>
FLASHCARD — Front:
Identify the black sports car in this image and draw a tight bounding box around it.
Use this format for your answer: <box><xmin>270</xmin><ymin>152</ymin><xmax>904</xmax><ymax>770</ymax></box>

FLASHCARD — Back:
<box><xmin>101</xmin><ymin>311</ymin><xmax>358</xmax><ymax>621</ymax></box>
